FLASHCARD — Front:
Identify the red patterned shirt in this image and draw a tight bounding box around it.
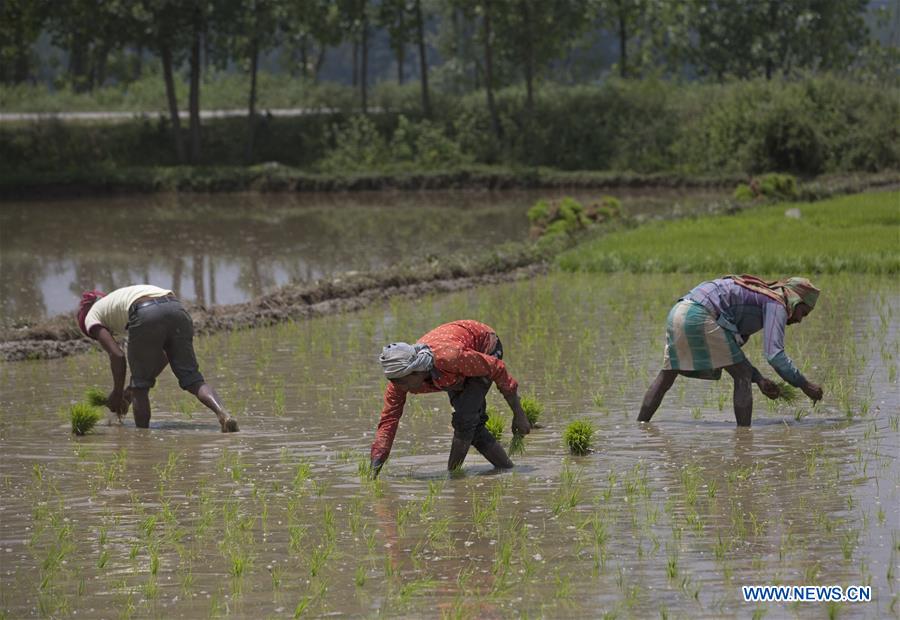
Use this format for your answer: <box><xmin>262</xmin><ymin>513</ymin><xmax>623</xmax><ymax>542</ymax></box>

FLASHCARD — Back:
<box><xmin>370</xmin><ymin>320</ymin><xmax>519</xmax><ymax>463</ymax></box>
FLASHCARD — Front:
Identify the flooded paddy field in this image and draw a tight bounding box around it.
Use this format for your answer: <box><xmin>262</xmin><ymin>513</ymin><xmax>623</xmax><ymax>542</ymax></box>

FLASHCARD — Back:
<box><xmin>1</xmin><ymin>271</ymin><xmax>896</xmax><ymax>618</ymax></box>
<box><xmin>0</xmin><ymin>188</ymin><xmax>724</xmax><ymax>328</ymax></box>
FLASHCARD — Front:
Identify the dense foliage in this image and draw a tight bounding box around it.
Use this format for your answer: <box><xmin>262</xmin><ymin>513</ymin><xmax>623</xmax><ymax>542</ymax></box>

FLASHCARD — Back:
<box><xmin>2</xmin><ymin>76</ymin><xmax>896</xmax><ymax>176</ymax></box>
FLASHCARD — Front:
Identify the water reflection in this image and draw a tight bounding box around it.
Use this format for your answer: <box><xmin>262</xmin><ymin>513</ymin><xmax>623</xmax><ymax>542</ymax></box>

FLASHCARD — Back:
<box><xmin>0</xmin><ymin>189</ymin><xmax>724</xmax><ymax>326</ymax></box>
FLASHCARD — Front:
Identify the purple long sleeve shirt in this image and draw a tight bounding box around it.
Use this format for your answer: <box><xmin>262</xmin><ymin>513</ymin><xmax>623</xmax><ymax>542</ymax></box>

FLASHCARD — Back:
<box><xmin>686</xmin><ymin>278</ymin><xmax>806</xmax><ymax>386</ymax></box>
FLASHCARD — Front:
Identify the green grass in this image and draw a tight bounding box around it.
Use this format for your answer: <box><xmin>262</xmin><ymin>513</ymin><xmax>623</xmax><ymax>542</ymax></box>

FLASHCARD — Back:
<box><xmin>558</xmin><ymin>191</ymin><xmax>900</xmax><ymax>274</ymax></box>
<box><xmin>70</xmin><ymin>403</ymin><xmax>102</xmax><ymax>435</ymax></box>
<box><xmin>563</xmin><ymin>420</ymin><xmax>595</xmax><ymax>456</ymax></box>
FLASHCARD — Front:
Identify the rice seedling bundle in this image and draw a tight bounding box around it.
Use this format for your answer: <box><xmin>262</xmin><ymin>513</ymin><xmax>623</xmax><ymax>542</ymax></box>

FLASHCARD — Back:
<box><xmin>520</xmin><ymin>395</ymin><xmax>544</xmax><ymax>426</ymax></box>
<box><xmin>85</xmin><ymin>387</ymin><xmax>107</xmax><ymax>407</ymax></box>
<box><xmin>776</xmin><ymin>382</ymin><xmax>800</xmax><ymax>404</ymax></box>
<box><xmin>564</xmin><ymin>419</ymin><xmax>595</xmax><ymax>455</ymax></box>
<box><xmin>486</xmin><ymin>406</ymin><xmax>504</xmax><ymax>441</ymax></box>
<box><xmin>70</xmin><ymin>403</ymin><xmax>102</xmax><ymax>435</ymax></box>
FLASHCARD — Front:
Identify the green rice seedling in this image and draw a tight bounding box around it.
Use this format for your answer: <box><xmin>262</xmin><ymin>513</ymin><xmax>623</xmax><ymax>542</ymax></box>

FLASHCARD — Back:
<box><xmin>508</xmin><ymin>433</ymin><xmax>525</xmax><ymax>456</ymax></box>
<box><xmin>70</xmin><ymin>403</ymin><xmax>102</xmax><ymax>435</ymax></box>
<box><xmin>520</xmin><ymin>395</ymin><xmax>543</xmax><ymax>426</ymax></box>
<box><xmin>564</xmin><ymin>419</ymin><xmax>595</xmax><ymax>455</ymax></box>
<box><xmin>486</xmin><ymin>407</ymin><xmax>504</xmax><ymax>441</ymax></box>
<box><xmin>775</xmin><ymin>382</ymin><xmax>800</xmax><ymax>404</ymax></box>
<box><xmin>85</xmin><ymin>387</ymin><xmax>107</xmax><ymax>407</ymax></box>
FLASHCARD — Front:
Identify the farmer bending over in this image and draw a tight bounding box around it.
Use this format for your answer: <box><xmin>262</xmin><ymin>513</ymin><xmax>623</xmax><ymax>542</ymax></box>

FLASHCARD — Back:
<box><xmin>77</xmin><ymin>285</ymin><xmax>239</xmax><ymax>432</ymax></box>
<box><xmin>638</xmin><ymin>275</ymin><xmax>823</xmax><ymax>426</ymax></box>
<box><xmin>370</xmin><ymin>320</ymin><xmax>530</xmax><ymax>478</ymax></box>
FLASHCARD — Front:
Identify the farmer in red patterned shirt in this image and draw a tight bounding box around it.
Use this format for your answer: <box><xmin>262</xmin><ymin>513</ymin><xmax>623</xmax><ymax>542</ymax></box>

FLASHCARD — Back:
<box><xmin>370</xmin><ymin>320</ymin><xmax>531</xmax><ymax>478</ymax></box>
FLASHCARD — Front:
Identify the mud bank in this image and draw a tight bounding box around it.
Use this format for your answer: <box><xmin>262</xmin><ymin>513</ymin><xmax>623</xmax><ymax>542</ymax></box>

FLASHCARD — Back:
<box><xmin>1</xmin><ymin>255</ymin><xmax>550</xmax><ymax>362</ymax></box>
<box><xmin>1</xmin><ymin>166</ymin><xmax>747</xmax><ymax>200</ymax></box>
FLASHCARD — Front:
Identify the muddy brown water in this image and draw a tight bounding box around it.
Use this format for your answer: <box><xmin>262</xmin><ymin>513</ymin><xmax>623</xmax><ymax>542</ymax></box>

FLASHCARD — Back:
<box><xmin>0</xmin><ymin>271</ymin><xmax>896</xmax><ymax>618</ymax></box>
<box><xmin>0</xmin><ymin>189</ymin><xmax>726</xmax><ymax>329</ymax></box>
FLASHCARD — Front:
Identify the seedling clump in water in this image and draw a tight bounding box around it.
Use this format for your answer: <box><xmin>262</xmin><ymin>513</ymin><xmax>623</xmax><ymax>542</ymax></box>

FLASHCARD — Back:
<box><xmin>70</xmin><ymin>403</ymin><xmax>102</xmax><ymax>435</ymax></box>
<box><xmin>564</xmin><ymin>420</ymin><xmax>595</xmax><ymax>455</ymax></box>
<box><xmin>520</xmin><ymin>395</ymin><xmax>544</xmax><ymax>427</ymax></box>
<box><xmin>486</xmin><ymin>407</ymin><xmax>504</xmax><ymax>441</ymax></box>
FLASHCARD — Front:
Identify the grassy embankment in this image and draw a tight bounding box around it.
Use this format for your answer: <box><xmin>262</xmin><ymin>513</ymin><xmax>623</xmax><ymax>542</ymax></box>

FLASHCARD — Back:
<box><xmin>558</xmin><ymin>191</ymin><xmax>899</xmax><ymax>275</ymax></box>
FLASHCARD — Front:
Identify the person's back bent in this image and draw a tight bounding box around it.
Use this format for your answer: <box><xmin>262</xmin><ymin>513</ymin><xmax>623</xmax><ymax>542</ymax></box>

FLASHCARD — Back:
<box><xmin>370</xmin><ymin>320</ymin><xmax>531</xmax><ymax>477</ymax></box>
<box><xmin>77</xmin><ymin>284</ymin><xmax>239</xmax><ymax>432</ymax></box>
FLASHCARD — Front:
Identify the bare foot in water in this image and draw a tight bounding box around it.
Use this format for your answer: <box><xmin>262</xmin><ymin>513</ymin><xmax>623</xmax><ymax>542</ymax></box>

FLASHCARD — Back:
<box><xmin>220</xmin><ymin>417</ymin><xmax>239</xmax><ymax>433</ymax></box>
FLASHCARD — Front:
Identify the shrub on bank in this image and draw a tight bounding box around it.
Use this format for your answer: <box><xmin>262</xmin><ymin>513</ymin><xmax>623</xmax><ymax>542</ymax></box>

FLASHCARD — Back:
<box><xmin>527</xmin><ymin>195</ymin><xmax>622</xmax><ymax>238</ymax></box>
<box><xmin>734</xmin><ymin>173</ymin><xmax>799</xmax><ymax>201</ymax></box>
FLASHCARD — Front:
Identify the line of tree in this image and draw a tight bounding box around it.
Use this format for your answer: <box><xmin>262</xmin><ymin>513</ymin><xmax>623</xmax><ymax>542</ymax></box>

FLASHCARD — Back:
<box><xmin>1</xmin><ymin>0</ymin><xmax>895</xmax><ymax>165</ymax></box>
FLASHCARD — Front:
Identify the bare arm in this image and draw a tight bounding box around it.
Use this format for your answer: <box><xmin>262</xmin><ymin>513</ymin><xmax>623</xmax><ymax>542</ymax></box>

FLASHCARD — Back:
<box><xmin>92</xmin><ymin>326</ymin><xmax>128</xmax><ymax>413</ymax></box>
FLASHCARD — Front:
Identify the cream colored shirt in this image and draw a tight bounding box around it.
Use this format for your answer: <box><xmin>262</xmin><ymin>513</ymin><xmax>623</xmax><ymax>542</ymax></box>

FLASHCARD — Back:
<box><xmin>84</xmin><ymin>285</ymin><xmax>173</xmax><ymax>336</ymax></box>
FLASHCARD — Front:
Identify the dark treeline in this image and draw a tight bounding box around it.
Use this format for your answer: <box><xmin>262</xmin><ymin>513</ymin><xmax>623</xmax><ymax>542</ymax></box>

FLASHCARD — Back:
<box><xmin>1</xmin><ymin>0</ymin><xmax>898</xmax><ymax>170</ymax></box>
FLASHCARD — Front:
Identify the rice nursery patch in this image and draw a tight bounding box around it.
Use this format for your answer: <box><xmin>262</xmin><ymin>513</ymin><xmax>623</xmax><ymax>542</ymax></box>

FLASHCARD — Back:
<box><xmin>0</xmin><ymin>270</ymin><xmax>895</xmax><ymax>618</ymax></box>
<box><xmin>558</xmin><ymin>191</ymin><xmax>900</xmax><ymax>274</ymax></box>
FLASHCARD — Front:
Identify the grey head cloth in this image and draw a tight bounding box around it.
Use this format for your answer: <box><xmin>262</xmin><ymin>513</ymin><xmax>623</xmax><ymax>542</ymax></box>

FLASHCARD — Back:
<box><xmin>380</xmin><ymin>342</ymin><xmax>434</xmax><ymax>379</ymax></box>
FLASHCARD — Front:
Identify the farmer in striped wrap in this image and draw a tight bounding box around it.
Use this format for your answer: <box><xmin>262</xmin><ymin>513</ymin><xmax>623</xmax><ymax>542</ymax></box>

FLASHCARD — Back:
<box><xmin>638</xmin><ymin>275</ymin><xmax>823</xmax><ymax>426</ymax></box>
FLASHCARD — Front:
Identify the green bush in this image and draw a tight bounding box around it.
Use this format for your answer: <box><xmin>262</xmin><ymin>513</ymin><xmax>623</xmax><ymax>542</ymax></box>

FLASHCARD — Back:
<box><xmin>564</xmin><ymin>420</ymin><xmax>595</xmax><ymax>455</ymax></box>
<box><xmin>528</xmin><ymin>195</ymin><xmax>621</xmax><ymax>238</ymax></box>
<box><xmin>734</xmin><ymin>173</ymin><xmax>799</xmax><ymax>201</ymax></box>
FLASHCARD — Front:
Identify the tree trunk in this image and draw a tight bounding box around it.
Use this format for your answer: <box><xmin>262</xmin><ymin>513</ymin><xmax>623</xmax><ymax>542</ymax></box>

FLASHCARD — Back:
<box><xmin>69</xmin><ymin>34</ymin><xmax>90</xmax><ymax>93</ymax></box>
<box><xmin>765</xmin><ymin>0</ymin><xmax>777</xmax><ymax>80</ymax></box>
<box><xmin>159</xmin><ymin>38</ymin><xmax>185</xmax><ymax>163</ymax></box>
<box><xmin>618</xmin><ymin>6</ymin><xmax>628</xmax><ymax>78</ymax></box>
<box><xmin>397</xmin><ymin>46</ymin><xmax>404</xmax><ymax>84</ymax></box>
<box><xmin>299</xmin><ymin>35</ymin><xmax>309</xmax><ymax>79</ymax></box>
<box><xmin>189</xmin><ymin>6</ymin><xmax>202</xmax><ymax>164</ymax></box>
<box><xmin>93</xmin><ymin>43</ymin><xmax>110</xmax><ymax>89</ymax></box>
<box><xmin>361</xmin><ymin>1</ymin><xmax>369</xmax><ymax>113</ymax></box>
<box><xmin>352</xmin><ymin>39</ymin><xmax>359</xmax><ymax>87</ymax></box>
<box><xmin>314</xmin><ymin>45</ymin><xmax>326</xmax><ymax>84</ymax></box>
<box><xmin>134</xmin><ymin>44</ymin><xmax>144</xmax><ymax>80</ymax></box>
<box><xmin>482</xmin><ymin>0</ymin><xmax>501</xmax><ymax>139</ymax></box>
<box><xmin>414</xmin><ymin>0</ymin><xmax>431</xmax><ymax>118</ymax></box>
<box><xmin>521</xmin><ymin>0</ymin><xmax>533</xmax><ymax>112</ymax></box>
<box><xmin>246</xmin><ymin>36</ymin><xmax>259</xmax><ymax>163</ymax></box>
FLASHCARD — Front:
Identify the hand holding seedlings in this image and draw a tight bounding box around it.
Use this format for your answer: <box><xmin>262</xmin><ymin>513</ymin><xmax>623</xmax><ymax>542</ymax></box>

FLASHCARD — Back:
<box><xmin>801</xmin><ymin>380</ymin><xmax>823</xmax><ymax>402</ymax></box>
<box><xmin>757</xmin><ymin>377</ymin><xmax>780</xmax><ymax>400</ymax></box>
<box><xmin>505</xmin><ymin>393</ymin><xmax>531</xmax><ymax>436</ymax></box>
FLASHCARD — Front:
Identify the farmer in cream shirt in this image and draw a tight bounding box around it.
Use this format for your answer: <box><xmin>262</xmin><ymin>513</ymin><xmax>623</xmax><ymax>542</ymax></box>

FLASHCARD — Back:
<box><xmin>78</xmin><ymin>284</ymin><xmax>239</xmax><ymax>432</ymax></box>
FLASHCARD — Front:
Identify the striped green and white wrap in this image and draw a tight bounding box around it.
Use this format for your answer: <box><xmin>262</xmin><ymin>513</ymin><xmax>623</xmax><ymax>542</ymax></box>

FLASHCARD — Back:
<box><xmin>663</xmin><ymin>300</ymin><xmax>744</xmax><ymax>379</ymax></box>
